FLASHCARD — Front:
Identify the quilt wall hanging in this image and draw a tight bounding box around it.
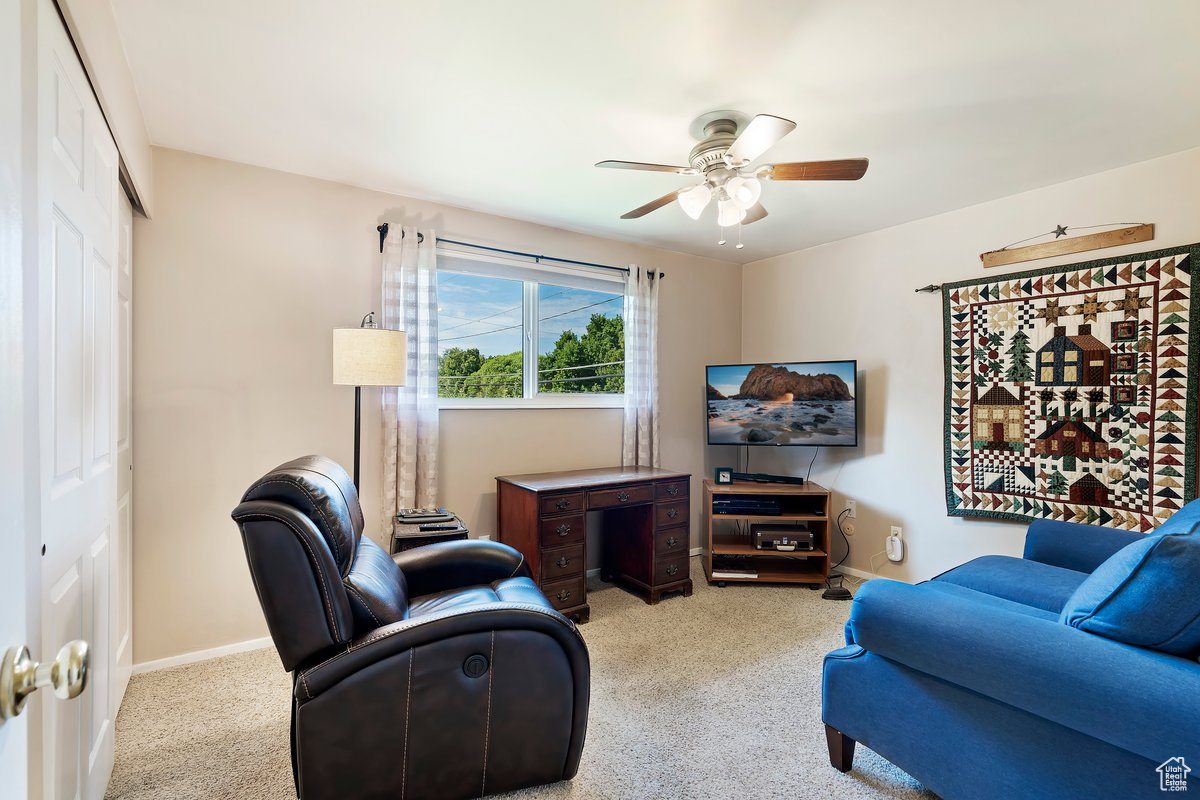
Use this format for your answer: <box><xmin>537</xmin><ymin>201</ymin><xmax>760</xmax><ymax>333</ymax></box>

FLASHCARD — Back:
<box><xmin>943</xmin><ymin>243</ymin><xmax>1200</xmax><ymax>530</ymax></box>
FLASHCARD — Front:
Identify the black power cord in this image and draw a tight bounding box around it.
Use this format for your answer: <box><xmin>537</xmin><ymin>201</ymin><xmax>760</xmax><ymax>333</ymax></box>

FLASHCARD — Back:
<box><xmin>823</xmin><ymin>508</ymin><xmax>854</xmax><ymax>601</ymax></box>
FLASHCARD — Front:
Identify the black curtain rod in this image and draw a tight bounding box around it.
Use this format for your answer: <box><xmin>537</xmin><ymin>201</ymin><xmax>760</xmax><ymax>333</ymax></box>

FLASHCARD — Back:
<box><xmin>375</xmin><ymin>223</ymin><xmax>664</xmax><ymax>278</ymax></box>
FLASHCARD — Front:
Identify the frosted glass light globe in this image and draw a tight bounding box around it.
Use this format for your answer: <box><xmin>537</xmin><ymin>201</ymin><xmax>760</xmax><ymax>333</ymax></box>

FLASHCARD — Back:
<box><xmin>717</xmin><ymin>196</ymin><xmax>747</xmax><ymax>227</ymax></box>
<box><xmin>725</xmin><ymin>176</ymin><xmax>761</xmax><ymax>209</ymax></box>
<box><xmin>677</xmin><ymin>184</ymin><xmax>712</xmax><ymax>220</ymax></box>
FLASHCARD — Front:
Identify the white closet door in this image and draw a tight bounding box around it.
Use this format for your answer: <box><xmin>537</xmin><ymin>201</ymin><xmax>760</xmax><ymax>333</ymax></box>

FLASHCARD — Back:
<box><xmin>36</xmin><ymin>0</ymin><xmax>120</xmax><ymax>794</ymax></box>
<box><xmin>112</xmin><ymin>193</ymin><xmax>133</xmax><ymax>713</ymax></box>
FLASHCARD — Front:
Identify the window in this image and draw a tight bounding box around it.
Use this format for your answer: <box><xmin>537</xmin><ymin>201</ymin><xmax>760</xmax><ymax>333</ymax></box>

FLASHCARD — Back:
<box><xmin>435</xmin><ymin>252</ymin><xmax>625</xmax><ymax>405</ymax></box>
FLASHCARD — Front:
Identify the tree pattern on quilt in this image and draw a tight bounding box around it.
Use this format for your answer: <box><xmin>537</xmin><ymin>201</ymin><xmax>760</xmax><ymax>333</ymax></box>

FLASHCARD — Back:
<box><xmin>943</xmin><ymin>245</ymin><xmax>1199</xmax><ymax>531</ymax></box>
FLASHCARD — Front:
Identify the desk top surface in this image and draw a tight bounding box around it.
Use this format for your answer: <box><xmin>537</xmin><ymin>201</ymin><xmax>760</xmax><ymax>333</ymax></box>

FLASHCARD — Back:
<box><xmin>496</xmin><ymin>465</ymin><xmax>690</xmax><ymax>492</ymax></box>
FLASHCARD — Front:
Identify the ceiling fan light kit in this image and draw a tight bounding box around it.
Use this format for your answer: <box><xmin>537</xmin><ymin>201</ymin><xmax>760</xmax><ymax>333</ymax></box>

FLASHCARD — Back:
<box><xmin>596</xmin><ymin>110</ymin><xmax>869</xmax><ymax>247</ymax></box>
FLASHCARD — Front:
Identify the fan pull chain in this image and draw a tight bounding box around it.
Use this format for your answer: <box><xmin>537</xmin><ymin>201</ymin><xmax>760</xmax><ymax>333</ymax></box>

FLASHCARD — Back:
<box><xmin>717</xmin><ymin>225</ymin><xmax>726</xmax><ymax>246</ymax></box>
<box><xmin>736</xmin><ymin>224</ymin><xmax>744</xmax><ymax>249</ymax></box>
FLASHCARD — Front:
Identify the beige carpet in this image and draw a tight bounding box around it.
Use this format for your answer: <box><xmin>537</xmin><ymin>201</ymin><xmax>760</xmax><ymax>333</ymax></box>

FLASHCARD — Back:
<box><xmin>106</xmin><ymin>560</ymin><xmax>934</xmax><ymax>799</ymax></box>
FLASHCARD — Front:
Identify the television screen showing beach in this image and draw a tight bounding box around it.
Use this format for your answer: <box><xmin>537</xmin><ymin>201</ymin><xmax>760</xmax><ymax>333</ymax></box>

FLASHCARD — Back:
<box><xmin>706</xmin><ymin>362</ymin><xmax>858</xmax><ymax>446</ymax></box>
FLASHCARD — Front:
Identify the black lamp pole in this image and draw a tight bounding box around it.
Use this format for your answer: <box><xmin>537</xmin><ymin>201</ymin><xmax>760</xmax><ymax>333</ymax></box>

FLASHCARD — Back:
<box><xmin>353</xmin><ymin>385</ymin><xmax>362</xmax><ymax>489</ymax></box>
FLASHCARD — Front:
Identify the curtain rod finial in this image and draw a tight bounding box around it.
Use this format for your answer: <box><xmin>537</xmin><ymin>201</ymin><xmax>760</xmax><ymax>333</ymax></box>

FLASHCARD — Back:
<box><xmin>377</xmin><ymin>223</ymin><xmax>389</xmax><ymax>253</ymax></box>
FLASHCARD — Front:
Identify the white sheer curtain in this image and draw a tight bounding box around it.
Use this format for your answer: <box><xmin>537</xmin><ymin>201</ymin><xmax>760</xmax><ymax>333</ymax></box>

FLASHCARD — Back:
<box><xmin>622</xmin><ymin>265</ymin><xmax>660</xmax><ymax>467</ymax></box>
<box><xmin>381</xmin><ymin>225</ymin><xmax>439</xmax><ymax>530</ymax></box>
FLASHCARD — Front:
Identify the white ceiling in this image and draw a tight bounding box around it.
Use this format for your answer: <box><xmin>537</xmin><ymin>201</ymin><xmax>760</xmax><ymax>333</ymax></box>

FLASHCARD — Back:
<box><xmin>110</xmin><ymin>0</ymin><xmax>1200</xmax><ymax>264</ymax></box>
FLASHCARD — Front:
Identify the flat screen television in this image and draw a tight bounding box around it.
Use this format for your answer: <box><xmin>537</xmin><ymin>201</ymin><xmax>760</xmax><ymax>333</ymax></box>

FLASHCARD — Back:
<box><xmin>706</xmin><ymin>360</ymin><xmax>858</xmax><ymax>447</ymax></box>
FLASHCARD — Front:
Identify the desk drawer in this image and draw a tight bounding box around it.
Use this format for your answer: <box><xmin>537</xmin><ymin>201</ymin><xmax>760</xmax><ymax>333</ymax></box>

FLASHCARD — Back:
<box><xmin>655</xmin><ymin>499</ymin><xmax>689</xmax><ymax>528</ymax></box>
<box><xmin>539</xmin><ymin>492</ymin><xmax>584</xmax><ymax>516</ymax></box>
<box><xmin>588</xmin><ymin>483</ymin><xmax>653</xmax><ymax>509</ymax></box>
<box><xmin>539</xmin><ymin>514</ymin><xmax>584</xmax><ymax>547</ymax></box>
<box><xmin>655</xmin><ymin>480</ymin><xmax>689</xmax><ymax>501</ymax></box>
<box><xmin>653</xmin><ymin>553</ymin><xmax>689</xmax><ymax>585</ymax></box>
<box><xmin>654</xmin><ymin>528</ymin><xmax>688</xmax><ymax>558</ymax></box>
<box><xmin>542</xmin><ymin>576</ymin><xmax>585</xmax><ymax>611</ymax></box>
<box><xmin>540</xmin><ymin>543</ymin><xmax>584</xmax><ymax>582</ymax></box>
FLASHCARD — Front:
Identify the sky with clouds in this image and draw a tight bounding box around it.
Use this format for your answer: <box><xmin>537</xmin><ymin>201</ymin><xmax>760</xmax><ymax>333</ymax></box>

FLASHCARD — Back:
<box><xmin>707</xmin><ymin>361</ymin><xmax>858</xmax><ymax>398</ymax></box>
<box><xmin>436</xmin><ymin>272</ymin><xmax>623</xmax><ymax>358</ymax></box>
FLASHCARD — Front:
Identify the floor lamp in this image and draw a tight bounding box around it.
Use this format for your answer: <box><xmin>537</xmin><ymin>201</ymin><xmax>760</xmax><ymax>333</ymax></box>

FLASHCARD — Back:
<box><xmin>332</xmin><ymin>313</ymin><xmax>407</xmax><ymax>489</ymax></box>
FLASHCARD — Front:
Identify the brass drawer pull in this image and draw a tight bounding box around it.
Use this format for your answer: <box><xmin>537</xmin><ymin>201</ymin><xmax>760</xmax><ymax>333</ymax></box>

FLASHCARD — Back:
<box><xmin>556</xmin><ymin>556</ymin><xmax>570</xmax><ymax>568</ymax></box>
<box><xmin>665</xmin><ymin>563</ymin><xmax>679</xmax><ymax>576</ymax></box>
<box><xmin>616</xmin><ymin>491</ymin><xmax>630</xmax><ymax>503</ymax></box>
<box><xmin>556</xmin><ymin>589</ymin><xmax>572</xmax><ymax>602</ymax></box>
<box><xmin>667</xmin><ymin>485</ymin><xmax>679</xmax><ymax>496</ymax></box>
<box><xmin>555</xmin><ymin>498</ymin><xmax>571</xmax><ymax>510</ymax></box>
<box><xmin>666</xmin><ymin>536</ymin><xmax>678</xmax><ymax>548</ymax></box>
<box><xmin>556</xmin><ymin>523</ymin><xmax>572</xmax><ymax>537</ymax></box>
<box><xmin>667</xmin><ymin>508</ymin><xmax>679</xmax><ymax>519</ymax></box>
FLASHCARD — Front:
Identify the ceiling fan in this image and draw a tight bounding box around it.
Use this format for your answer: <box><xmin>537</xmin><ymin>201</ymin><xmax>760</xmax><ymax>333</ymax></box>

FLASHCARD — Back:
<box><xmin>596</xmin><ymin>110</ymin><xmax>868</xmax><ymax>245</ymax></box>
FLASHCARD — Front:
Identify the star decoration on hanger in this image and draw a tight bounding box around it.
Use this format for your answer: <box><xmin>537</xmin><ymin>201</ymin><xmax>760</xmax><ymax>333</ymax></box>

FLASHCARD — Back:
<box><xmin>1053</xmin><ymin>224</ymin><xmax>1068</xmax><ymax>238</ymax></box>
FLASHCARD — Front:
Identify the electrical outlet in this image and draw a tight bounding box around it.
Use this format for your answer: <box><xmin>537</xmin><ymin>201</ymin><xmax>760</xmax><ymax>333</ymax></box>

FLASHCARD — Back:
<box><xmin>890</xmin><ymin>525</ymin><xmax>902</xmax><ymax>538</ymax></box>
<box><xmin>847</xmin><ymin>499</ymin><xmax>857</xmax><ymax>518</ymax></box>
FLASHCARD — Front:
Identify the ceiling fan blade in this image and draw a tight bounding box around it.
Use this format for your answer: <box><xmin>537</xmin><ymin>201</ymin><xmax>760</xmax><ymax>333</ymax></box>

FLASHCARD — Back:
<box><xmin>724</xmin><ymin>114</ymin><xmax>797</xmax><ymax>165</ymax></box>
<box><xmin>596</xmin><ymin>160</ymin><xmax>698</xmax><ymax>175</ymax></box>
<box><xmin>741</xmin><ymin>202</ymin><xmax>768</xmax><ymax>225</ymax></box>
<box><xmin>620</xmin><ymin>189</ymin><xmax>684</xmax><ymax>219</ymax></box>
<box><xmin>761</xmin><ymin>158</ymin><xmax>869</xmax><ymax>181</ymax></box>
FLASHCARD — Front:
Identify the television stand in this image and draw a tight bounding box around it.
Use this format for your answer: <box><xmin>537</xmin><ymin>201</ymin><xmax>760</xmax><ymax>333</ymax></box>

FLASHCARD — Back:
<box><xmin>730</xmin><ymin>471</ymin><xmax>805</xmax><ymax>485</ymax></box>
<box><xmin>703</xmin><ymin>479</ymin><xmax>831</xmax><ymax>589</ymax></box>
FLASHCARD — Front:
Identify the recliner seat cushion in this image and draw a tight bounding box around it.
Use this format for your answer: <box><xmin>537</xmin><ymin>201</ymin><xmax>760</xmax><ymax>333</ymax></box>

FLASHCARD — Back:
<box><xmin>1060</xmin><ymin>532</ymin><xmax>1200</xmax><ymax>657</ymax></box>
<box><xmin>408</xmin><ymin>577</ymin><xmax>549</xmax><ymax>619</ymax></box>
<box><xmin>932</xmin><ymin>555</ymin><xmax>1089</xmax><ymax>613</ymax></box>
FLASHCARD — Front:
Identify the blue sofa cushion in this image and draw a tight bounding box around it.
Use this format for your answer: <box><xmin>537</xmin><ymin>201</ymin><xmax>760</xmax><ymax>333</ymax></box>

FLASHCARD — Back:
<box><xmin>1156</xmin><ymin>498</ymin><xmax>1200</xmax><ymax>536</ymax></box>
<box><xmin>932</xmin><ymin>555</ymin><xmax>1089</xmax><ymax>613</ymax></box>
<box><xmin>1060</xmin><ymin>532</ymin><xmax>1200</xmax><ymax>657</ymax></box>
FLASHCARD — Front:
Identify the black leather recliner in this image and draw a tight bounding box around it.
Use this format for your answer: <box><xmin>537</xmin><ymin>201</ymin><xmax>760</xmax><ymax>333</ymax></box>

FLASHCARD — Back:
<box><xmin>230</xmin><ymin>455</ymin><xmax>590</xmax><ymax>800</ymax></box>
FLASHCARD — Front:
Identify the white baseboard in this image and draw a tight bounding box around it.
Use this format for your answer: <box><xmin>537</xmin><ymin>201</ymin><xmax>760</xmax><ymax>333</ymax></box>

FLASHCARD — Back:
<box><xmin>132</xmin><ymin>636</ymin><xmax>274</xmax><ymax>675</ymax></box>
<box><xmin>837</xmin><ymin>565</ymin><xmax>875</xmax><ymax>582</ymax></box>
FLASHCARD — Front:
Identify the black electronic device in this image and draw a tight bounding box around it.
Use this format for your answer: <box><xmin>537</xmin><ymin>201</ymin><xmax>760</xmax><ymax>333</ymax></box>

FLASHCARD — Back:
<box><xmin>712</xmin><ymin>497</ymin><xmax>782</xmax><ymax>516</ymax></box>
<box><xmin>731</xmin><ymin>471</ymin><xmax>805</xmax><ymax>485</ymax></box>
<box><xmin>751</xmin><ymin>523</ymin><xmax>814</xmax><ymax>552</ymax></box>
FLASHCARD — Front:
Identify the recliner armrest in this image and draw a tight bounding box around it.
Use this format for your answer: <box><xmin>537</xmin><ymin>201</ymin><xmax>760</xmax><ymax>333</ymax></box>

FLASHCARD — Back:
<box><xmin>847</xmin><ymin>579</ymin><xmax>1200</xmax><ymax>766</ymax></box>
<box><xmin>295</xmin><ymin>601</ymin><xmax>583</xmax><ymax>701</ymax></box>
<box><xmin>1022</xmin><ymin>519</ymin><xmax>1141</xmax><ymax>573</ymax></box>
<box><xmin>392</xmin><ymin>539</ymin><xmax>530</xmax><ymax>597</ymax></box>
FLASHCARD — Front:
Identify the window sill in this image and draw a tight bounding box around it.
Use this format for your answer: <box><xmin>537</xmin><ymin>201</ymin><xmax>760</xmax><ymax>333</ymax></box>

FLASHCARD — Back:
<box><xmin>438</xmin><ymin>396</ymin><xmax>625</xmax><ymax>411</ymax></box>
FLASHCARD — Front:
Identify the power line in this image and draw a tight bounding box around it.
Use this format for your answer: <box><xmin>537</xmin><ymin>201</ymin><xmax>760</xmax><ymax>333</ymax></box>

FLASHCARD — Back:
<box><xmin>439</xmin><ymin>294</ymin><xmax>621</xmax><ymax>343</ymax></box>
<box><xmin>438</xmin><ymin>287</ymin><xmax>571</xmax><ymax>335</ymax></box>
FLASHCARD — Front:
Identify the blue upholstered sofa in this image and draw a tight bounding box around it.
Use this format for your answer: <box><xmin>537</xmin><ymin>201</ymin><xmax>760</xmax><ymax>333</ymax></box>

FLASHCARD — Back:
<box><xmin>822</xmin><ymin>504</ymin><xmax>1200</xmax><ymax>799</ymax></box>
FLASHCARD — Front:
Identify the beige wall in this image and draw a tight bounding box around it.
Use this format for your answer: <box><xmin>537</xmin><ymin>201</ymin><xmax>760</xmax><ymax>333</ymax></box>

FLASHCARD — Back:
<box><xmin>740</xmin><ymin>146</ymin><xmax>1200</xmax><ymax>583</ymax></box>
<box><xmin>132</xmin><ymin>147</ymin><xmax>741</xmax><ymax>663</ymax></box>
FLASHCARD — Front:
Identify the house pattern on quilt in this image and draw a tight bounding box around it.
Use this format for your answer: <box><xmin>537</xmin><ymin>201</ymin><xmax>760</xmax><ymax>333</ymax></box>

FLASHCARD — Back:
<box><xmin>943</xmin><ymin>245</ymin><xmax>1199</xmax><ymax>530</ymax></box>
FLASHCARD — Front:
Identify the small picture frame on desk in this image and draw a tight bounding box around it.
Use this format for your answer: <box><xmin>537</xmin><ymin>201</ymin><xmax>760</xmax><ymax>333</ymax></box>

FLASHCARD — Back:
<box><xmin>714</xmin><ymin>467</ymin><xmax>733</xmax><ymax>485</ymax></box>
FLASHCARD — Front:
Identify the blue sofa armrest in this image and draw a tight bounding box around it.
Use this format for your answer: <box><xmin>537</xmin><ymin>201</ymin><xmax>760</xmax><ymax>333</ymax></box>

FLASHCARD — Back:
<box><xmin>1022</xmin><ymin>519</ymin><xmax>1142</xmax><ymax>574</ymax></box>
<box><xmin>846</xmin><ymin>579</ymin><xmax>1200</xmax><ymax>765</ymax></box>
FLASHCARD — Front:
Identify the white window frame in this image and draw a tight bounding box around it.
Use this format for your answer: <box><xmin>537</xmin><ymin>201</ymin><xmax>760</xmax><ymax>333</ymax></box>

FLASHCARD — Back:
<box><xmin>435</xmin><ymin>248</ymin><xmax>627</xmax><ymax>410</ymax></box>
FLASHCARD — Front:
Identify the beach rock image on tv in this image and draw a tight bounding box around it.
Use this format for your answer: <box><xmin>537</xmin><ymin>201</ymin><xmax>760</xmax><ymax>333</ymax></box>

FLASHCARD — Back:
<box><xmin>706</xmin><ymin>361</ymin><xmax>858</xmax><ymax>447</ymax></box>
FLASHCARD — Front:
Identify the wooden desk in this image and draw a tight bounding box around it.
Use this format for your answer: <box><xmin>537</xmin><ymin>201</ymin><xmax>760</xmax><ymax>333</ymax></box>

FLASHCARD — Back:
<box><xmin>496</xmin><ymin>466</ymin><xmax>693</xmax><ymax>622</ymax></box>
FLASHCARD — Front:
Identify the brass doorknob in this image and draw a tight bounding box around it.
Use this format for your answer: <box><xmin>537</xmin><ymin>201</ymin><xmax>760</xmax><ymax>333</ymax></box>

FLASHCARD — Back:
<box><xmin>0</xmin><ymin>640</ymin><xmax>89</xmax><ymax>721</ymax></box>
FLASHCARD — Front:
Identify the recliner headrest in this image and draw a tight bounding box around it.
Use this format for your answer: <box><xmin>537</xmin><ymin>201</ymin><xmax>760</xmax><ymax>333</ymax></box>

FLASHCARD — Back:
<box><xmin>242</xmin><ymin>455</ymin><xmax>364</xmax><ymax>576</ymax></box>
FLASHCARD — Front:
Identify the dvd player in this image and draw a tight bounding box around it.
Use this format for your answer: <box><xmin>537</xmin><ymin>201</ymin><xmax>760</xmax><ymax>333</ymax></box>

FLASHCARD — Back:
<box><xmin>712</xmin><ymin>498</ymin><xmax>782</xmax><ymax>516</ymax></box>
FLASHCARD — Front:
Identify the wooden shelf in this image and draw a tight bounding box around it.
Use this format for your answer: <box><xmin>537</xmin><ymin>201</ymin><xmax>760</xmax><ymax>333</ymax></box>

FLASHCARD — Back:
<box><xmin>703</xmin><ymin>480</ymin><xmax>832</xmax><ymax>588</ymax></box>
<box><xmin>710</xmin><ymin>542</ymin><xmax>827</xmax><ymax>558</ymax></box>
<box><xmin>710</xmin><ymin>568</ymin><xmax>827</xmax><ymax>584</ymax></box>
<box><xmin>712</xmin><ymin>512</ymin><xmax>828</xmax><ymax>521</ymax></box>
